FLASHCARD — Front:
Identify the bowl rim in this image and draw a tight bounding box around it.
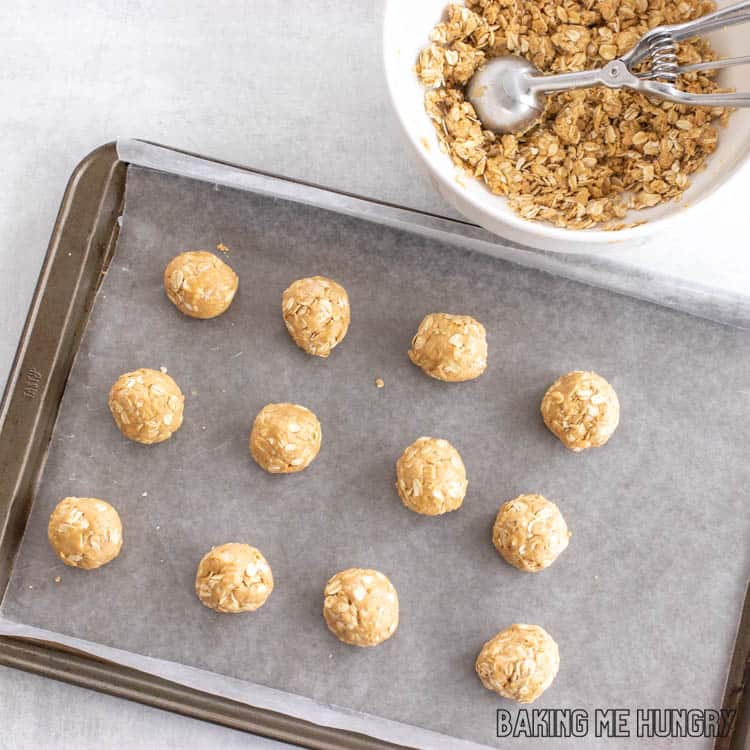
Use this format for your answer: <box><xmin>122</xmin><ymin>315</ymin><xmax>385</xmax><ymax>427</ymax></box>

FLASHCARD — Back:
<box><xmin>381</xmin><ymin>0</ymin><xmax>750</xmax><ymax>246</ymax></box>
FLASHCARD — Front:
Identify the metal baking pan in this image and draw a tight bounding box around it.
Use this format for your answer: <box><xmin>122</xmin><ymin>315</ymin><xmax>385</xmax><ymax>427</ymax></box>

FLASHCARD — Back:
<box><xmin>0</xmin><ymin>142</ymin><xmax>404</xmax><ymax>750</ymax></box>
<box><xmin>0</xmin><ymin>140</ymin><xmax>748</xmax><ymax>749</ymax></box>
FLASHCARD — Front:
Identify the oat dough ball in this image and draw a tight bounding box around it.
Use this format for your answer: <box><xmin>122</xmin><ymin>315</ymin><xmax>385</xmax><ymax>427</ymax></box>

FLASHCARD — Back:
<box><xmin>195</xmin><ymin>543</ymin><xmax>273</xmax><ymax>613</ymax></box>
<box><xmin>396</xmin><ymin>437</ymin><xmax>467</xmax><ymax>515</ymax></box>
<box><xmin>108</xmin><ymin>368</ymin><xmax>184</xmax><ymax>445</ymax></box>
<box><xmin>493</xmin><ymin>494</ymin><xmax>570</xmax><ymax>572</ymax></box>
<box><xmin>408</xmin><ymin>313</ymin><xmax>487</xmax><ymax>382</ymax></box>
<box><xmin>541</xmin><ymin>370</ymin><xmax>620</xmax><ymax>452</ymax></box>
<box><xmin>476</xmin><ymin>624</ymin><xmax>560</xmax><ymax>703</ymax></box>
<box><xmin>250</xmin><ymin>402</ymin><xmax>321</xmax><ymax>473</ymax></box>
<box><xmin>48</xmin><ymin>497</ymin><xmax>122</xmax><ymax>569</ymax></box>
<box><xmin>323</xmin><ymin>568</ymin><xmax>399</xmax><ymax>647</ymax></box>
<box><xmin>164</xmin><ymin>250</ymin><xmax>238</xmax><ymax>319</ymax></box>
<box><xmin>282</xmin><ymin>276</ymin><xmax>350</xmax><ymax>357</ymax></box>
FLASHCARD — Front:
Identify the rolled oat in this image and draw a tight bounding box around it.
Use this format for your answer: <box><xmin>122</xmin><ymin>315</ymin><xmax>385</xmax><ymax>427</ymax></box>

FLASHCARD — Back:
<box><xmin>417</xmin><ymin>1</ymin><xmax>730</xmax><ymax>229</ymax></box>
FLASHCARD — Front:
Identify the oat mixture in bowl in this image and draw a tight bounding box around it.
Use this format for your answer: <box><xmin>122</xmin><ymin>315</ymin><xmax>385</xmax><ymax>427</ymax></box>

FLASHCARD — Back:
<box><xmin>415</xmin><ymin>0</ymin><xmax>732</xmax><ymax>230</ymax></box>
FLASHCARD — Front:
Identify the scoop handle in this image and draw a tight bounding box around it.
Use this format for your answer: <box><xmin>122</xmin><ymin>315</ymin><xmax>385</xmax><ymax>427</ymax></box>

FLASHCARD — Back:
<box><xmin>638</xmin><ymin>81</ymin><xmax>750</xmax><ymax>107</ymax></box>
<box><xmin>622</xmin><ymin>0</ymin><xmax>750</xmax><ymax>68</ymax></box>
<box><xmin>528</xmin><ymin>62</ymin><xmax>635</xmax><ymax>94</ymax></box>
<box><xmin>665</xmin><ymin>0</ymin><xmax>750</xmax><ymax>42</ymax></box>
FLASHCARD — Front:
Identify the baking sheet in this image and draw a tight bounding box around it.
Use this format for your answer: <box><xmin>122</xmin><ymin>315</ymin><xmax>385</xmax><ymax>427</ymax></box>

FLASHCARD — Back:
<box><xmin>2</xmin><ymin>162</ymin><xmax>749</xmax><ymax>749</ymax></box>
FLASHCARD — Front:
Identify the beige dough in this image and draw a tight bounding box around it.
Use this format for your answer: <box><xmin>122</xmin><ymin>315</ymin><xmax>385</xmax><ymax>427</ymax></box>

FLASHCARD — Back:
<box><xmin>47</xmin><ymin>497</ymin><xmax>122</xmax><ymax>570</ymax></box>
<box><xmin>164</xmin><ymin>251</ymin><xmax>238</xmax><ymax>319</ymax></box>
<box><xmin>408</xmin><ymin>313</ymin><xmax>487</xmax><ymax>382</ymax></box>
<box><xmin>250</xmin><ymin>403</ymin><xmax>321</xmax><ymax>473</ymax></box>
<box><xmin>396</xmin><ymin>437</ymin><xmax>467</xmax><ymax>515</ymax></box>
<box><xmin>476</xmin><ymin>624</ymin><xmax>560</xmax><ymax>703</ymax></box>
<box><xmin>323</xmin><ymin>568</ymin><xmax>399</xmax><ymax>647</ymax></box>
<box><xmin>541</xmin><ymin>370</ymin><xmax>620</xmax><ymax>452</ymax></box>
<box><xmin>282</xmin><ymin>276</ymin><xmax>350</xmax><ymax>357</ymax></box>
<box><xmin>493</xmin><ymin>494</ymin><xmax>570</xmax><ymax>572</ymax></box>
<box><xmin>108</xmin><ymin>368</ymin><xmax>184</xmax><ymax>444</ymax></box>
<box><xmin>195</xmin><ymin>543</ymin><xmax>273</xmax><ymax>613</ymax></box>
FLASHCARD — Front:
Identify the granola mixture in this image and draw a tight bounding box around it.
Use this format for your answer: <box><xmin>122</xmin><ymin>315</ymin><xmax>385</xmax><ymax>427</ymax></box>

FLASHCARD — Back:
<box><xmin>492</xmin><ymin>494</ymin><xmax>571</xmax><ymax>572</ymax></box>
<box><xmin>408</xmin><ymin>312</ymin><xmax>488</xmax><ymax>382</ymax></box>
<box><xmin>476</xmin><ymin>623</ymin><xmax>560</xmax><ymax>702</ymax></box>
<box><xmin>164</xmin><ymin>250</ymin><xmax>238</xmax><ymax>319</ymax></box>
<box><xmin>48</xmin><ymin>497</ymin><xmax>122</xmax><ymax>570</ymax></box>
<box><xmin>249</xmin><ymin>402</ymin><xmax>322</xmax><ymax>474</ymax></box>
<box><xmin>541</xmin><ymin>370</ymin><xmax>620</xmax><ymax>451</ymax></box>
<box><xmin>282</xmin><ymin>275</ymin><xmax>351</xmax><ymax>358</ymax></box>
<box><xmin>195</xmin><ymin>543</ymin><xmax>274</xmax><ymax>613</ymax></box>
<box><xmin>108</xmin><ymin>367</ymin><xmax>185</xmax><ymax>445</ymax></box>
<box><xmin>323</xmin><ymin>568</ymin><xmax>399</xmax><ymax>647</ymax></box>
<box><xmin>416</xmin><ymin>1</ymin><xmax>731</xmax><ymax>229</ymax></box>
<box><xmin>396</xmin><ymin>436</ymin><xmax>468</xmax><ymax>515</ymax></box>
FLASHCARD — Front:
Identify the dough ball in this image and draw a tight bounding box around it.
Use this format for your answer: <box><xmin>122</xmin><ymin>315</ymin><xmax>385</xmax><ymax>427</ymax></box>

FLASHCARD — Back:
<box><xmin>323</xmin><ymin>568</ymin><xmax>399</xmax><ymax>647</ymax></box>
<box><xmin>164</xmin><ymin>251</ymin><xmax>238</xmax><ymax>319</ymax></box>
<box><xmin>195</xmin><ymin>543</ymin><xmax>273</xmax><ymax>613</ymax></box>
<box><xmin>493</xmin><ymin>494</ymin><xmax>570</xmax><ymax>572</ymax></box>
<box><xmin>48</xmin><ymin>497</ymin><xmax>122</xmax><ymax>569</ymax></box>
<box><xmin>475</xmin><ymin>624</ymin><xmax>560</xmax><ymax>703</ymax></box>
<box><xmin>541</xmin><ymin>370</ymin><xmax>620</xmax><ymax>452</ymax></box>
<box><xmin>408</xmin><ymin>313</ymin><xmax>487</xmax><ymax>382</ymax></box>
<box><xmin>250</xmin><ymin>403</ymin><xmax>321</xmax><ymax>473</ymax></box>
<box><xmin>282</xmin><ymin>276</ymin><xmax>350</xmax><ymax>357</ymax></box>
<box><xmin>108</xmin><ymin>368</ymin><xmax>184</xmax><ymax>445</ymax></box>
<box><xmin>396</xmin><ymin>437</ymin><xmax>467</xmax><ymax>515</ymax></box>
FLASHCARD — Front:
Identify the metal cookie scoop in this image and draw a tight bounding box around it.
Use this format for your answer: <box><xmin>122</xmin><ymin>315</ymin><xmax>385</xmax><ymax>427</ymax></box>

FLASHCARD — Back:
<box><xmin>467</xmin><ymin>0</ymin><xmax>750</xmax><ymax>134</ymax></box>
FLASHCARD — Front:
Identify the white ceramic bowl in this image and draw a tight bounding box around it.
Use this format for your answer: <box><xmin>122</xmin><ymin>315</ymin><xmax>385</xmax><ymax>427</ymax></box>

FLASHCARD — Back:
<box><xmin>383</xmin><ymin>0</ymin><xmax>750</xmax><ymax>253</ymax></box>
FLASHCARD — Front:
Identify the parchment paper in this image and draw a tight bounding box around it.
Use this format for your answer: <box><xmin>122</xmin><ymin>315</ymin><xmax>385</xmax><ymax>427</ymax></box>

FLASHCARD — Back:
<box><xmin>116</xmin><ymin>140</ymin><xmax>750</xmax><ymax>330</ymax></box>
<box><xmin>2</xmin><ymin>163</ymin><xmax>749</xmax><ymax>749</ymax></box>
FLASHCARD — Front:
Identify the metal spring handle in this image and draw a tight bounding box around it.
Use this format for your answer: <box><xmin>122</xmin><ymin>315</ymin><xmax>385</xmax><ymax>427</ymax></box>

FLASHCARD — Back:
<box><xmin>645</xmin><ymin>35</ymin><xmax>680</xmax><ymax>83</ymax></box>
<box><xmin>529</xmin><ymin>0</ymin><xmax>750</xmax><ymax>108</ymax></box>
<box><xmin>620</xmin><ymin>0</ymin><xmax>750</xmax><ymax>107</ymax></box>
<box><xmin>624</xmin><ymin>0</ymin><xmax>750</xmax><ymax>69</ymax></box>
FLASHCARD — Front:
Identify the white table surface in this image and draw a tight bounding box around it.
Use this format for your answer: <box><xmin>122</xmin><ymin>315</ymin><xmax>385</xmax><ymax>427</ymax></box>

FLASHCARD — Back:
<box><xmin>1</xmin><ymin>2</ymin><xmax>748</xmax><ymax>748</ymax></box>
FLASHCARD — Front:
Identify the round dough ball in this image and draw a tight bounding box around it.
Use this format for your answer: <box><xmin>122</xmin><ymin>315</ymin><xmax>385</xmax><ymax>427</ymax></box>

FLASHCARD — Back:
<box><xmin>408</xmin><ymin>313</ymin><xmax>487</xmax><ymax>382</ymax></box>
<box><xmin>492</xmin><ymin>494</ymin><xmax>571</xmax><ymax>572</ymax></box>
<box><xmin>195</xmin><ymin>543</ymin><xmax>273</xmax><ymax>613</ymax></box>
<box><xmin>164</xmin><ymin>251</ymin><xmax>238</xmax><ymax>319</ymax></box>
<box><xmin>323</xmin><ymin>568</ymin><xmax>399</xmax><ymax>647</ymax></box>
<box><xmin>475</xmin><ymin>624</ymin><xmax>560</xmax><ymax>703</ymax></box>
<box><xmin>250</xmin><ymin>403</ymin><xmax>321</xmax><ymax>473</ymax></box>
<box><xmin>396</xmin><ymin>437</ymin><xmax>467</xmax><ymax>515</ymax></box>
<box><xmin>108</xmin><ymin>368</ymin><xmax>184</xmax><ymax>445</ymax></box>
<box><xmin>541</xmin><ymin>370</ymin><xmax>620</xmax><ymax>452</ymax></box>
<box><xmin>48</xmin><ymin>497</ymin><xmax>122</xmax><ymax>569</ymax></box>
<box><xmin>282</xmin><ymin>276</ymin><xmax>350</xmax><ymax>357</ymax></box>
